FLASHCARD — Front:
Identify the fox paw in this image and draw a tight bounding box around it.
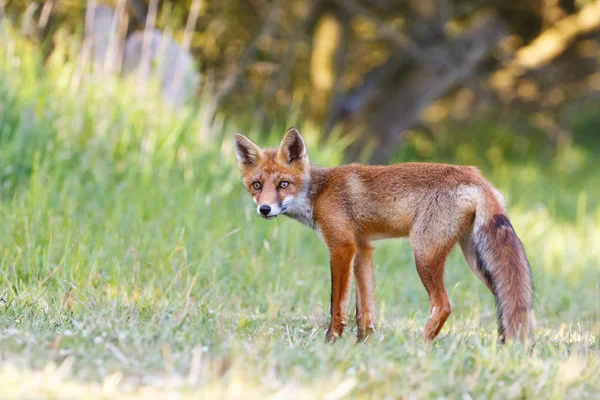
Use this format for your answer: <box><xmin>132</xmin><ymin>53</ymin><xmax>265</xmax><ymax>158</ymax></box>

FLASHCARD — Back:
<box><xmin>357</xmin><ymin>326</ymin><xmax>375</xmax><ymax>342</ymax></box>
<box><xmin>325</xmin><ymin>328</ymin><xmax>342</xmax><ymax>344</ymax></box>
<box><xmin>325</xmin><ymin>319</ymin><xmax>347</xmax><ymax>343</ymax></box>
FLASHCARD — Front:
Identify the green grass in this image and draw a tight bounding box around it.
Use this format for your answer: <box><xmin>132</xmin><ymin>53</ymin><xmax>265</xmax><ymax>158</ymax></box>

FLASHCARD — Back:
<box><xmin>0</xmin><ymin>28</ymin><xmax>599</xmax><ymax>399</ymax></box>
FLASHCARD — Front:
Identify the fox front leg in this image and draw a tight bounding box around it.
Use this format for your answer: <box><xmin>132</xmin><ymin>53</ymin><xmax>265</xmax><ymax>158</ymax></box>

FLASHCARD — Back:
<box><xmin>354</xmin><ymin>244</ymin><xmax>376</xmax><ymax>341</ymax></box>
<box><xmin>325</xmin><ymin>241</ymin><xmax>356</xmax><ymax>343</ymax></box>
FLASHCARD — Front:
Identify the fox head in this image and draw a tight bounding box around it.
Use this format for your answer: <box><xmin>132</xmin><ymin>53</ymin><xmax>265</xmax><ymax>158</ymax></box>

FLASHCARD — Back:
<box><xmin>234</xmin><ymin>127</ymin><xmax>310</xmax><ymax>219</ymax></box>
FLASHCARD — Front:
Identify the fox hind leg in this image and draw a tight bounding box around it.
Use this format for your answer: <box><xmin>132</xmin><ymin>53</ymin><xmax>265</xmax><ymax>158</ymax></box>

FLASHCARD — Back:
<box><xmin>410</xmin><ymin>192</ymin><xmax>474</xmax><ymax>341</ymax></box>
<box><xmin>412</xmin><ymin>239</ymin><xmax>453</xmax><ymax>341</ymax></box>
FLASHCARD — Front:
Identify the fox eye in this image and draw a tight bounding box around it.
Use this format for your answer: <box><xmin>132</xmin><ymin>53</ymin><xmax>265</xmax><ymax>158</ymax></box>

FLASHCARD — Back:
<box><xmin>252</xmin><ymin>182</ymin><xmax>261</xmax><ymax>190</ymax></box>
<box><xmin>279</xmin><ymin>181</ymin><xmax>289</xmax><ymax>189</ymax></box>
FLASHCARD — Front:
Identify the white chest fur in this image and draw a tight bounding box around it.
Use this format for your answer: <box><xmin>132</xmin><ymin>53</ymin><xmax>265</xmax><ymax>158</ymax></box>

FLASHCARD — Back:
<box><xmin>282</xmin><ymin>190</ymin><xmax>314</xmax><ymax>229</ymax></box>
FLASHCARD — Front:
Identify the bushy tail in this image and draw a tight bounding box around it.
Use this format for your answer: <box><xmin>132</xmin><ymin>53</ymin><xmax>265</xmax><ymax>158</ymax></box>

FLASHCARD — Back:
<box><xmin>470</xmin><ymin>190</ymin><xmax>534</xmax><ymax>342</ymax></box>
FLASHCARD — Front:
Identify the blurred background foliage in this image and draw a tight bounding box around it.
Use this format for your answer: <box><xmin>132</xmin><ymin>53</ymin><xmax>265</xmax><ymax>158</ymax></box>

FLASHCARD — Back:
<box><xmin>2</xmin><ymin>0</ymin><xmax>600</xmax><ymax>165</ymax></box>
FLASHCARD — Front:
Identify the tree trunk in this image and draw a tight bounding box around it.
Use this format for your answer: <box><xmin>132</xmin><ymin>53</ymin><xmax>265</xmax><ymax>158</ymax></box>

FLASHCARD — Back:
<box><xmin>346</xmin><ymin>12</ymin><xmax>507</xmax><ymax>164</ymax></box>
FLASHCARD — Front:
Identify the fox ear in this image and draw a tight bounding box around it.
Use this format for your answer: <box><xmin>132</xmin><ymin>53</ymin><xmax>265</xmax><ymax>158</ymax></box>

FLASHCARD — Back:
<box><xmin>277</xmin><ymin>127</ymin><xmax>308</xmax><ymax>165</ymax></box>
<box><xmin>234</xmin><ymin>133</ymin><xmax>263</xmax><ymax>167</ymax></box>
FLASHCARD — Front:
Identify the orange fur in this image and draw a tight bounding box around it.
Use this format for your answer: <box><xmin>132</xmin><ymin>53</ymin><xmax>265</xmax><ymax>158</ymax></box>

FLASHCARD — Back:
<box><xmin>234</xmin><ymin>128</ymin><xmax>534</xmax><ymax>343</ymax></box>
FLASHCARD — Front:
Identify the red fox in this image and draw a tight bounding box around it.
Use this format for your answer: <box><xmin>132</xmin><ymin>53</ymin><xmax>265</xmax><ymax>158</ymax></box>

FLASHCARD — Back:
<box><xmin>234</xmin><ymin>127</ymin><xmax>533</xmax><ymax>343</ymax></box>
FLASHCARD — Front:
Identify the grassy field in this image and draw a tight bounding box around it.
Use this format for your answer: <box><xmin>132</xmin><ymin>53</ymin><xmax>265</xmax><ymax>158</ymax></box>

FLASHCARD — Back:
<box><xmin>1</xmin><ymin>32</ymin><xmax>599</xmax><ymax>399</ymax></box>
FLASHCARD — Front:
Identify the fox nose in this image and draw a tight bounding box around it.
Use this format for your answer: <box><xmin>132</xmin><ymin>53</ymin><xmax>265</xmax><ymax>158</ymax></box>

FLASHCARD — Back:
<box><xmin>259</xmin><ymin>205</ymin><xmax>271</xmax><ymax>216</ymax></box>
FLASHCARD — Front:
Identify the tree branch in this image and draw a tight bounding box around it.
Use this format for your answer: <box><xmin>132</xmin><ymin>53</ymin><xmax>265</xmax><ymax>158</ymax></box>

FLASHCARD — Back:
<box><xmin>513</xmin><ymin>1</ymin><xmax>600</xmax><ymax>69</ymax></box>
<box><xmin>331</xmin><ymin>0</ymin><xmax>442</xmax><ymax>66</ymax></box>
